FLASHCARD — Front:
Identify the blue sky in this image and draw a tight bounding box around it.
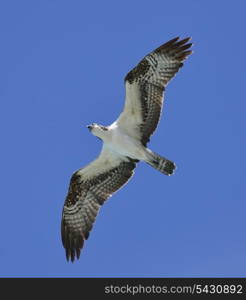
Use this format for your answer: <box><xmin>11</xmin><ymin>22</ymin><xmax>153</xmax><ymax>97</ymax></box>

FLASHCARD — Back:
<box><xmin>1</xmin><ymin>0</ymin><xmax>246</xmax><ymax>277</ymax></box>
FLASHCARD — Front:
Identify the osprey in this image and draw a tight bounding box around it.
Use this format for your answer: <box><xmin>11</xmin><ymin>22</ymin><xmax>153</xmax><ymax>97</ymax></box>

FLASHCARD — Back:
<box><xmin>61</xmin><ymin>37</ymin><xmax>192</xmax><ymax>261</ymax></box>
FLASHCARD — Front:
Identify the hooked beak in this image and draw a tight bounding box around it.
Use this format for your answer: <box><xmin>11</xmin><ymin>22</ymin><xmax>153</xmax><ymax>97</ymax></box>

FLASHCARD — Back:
<box><xmin>87</xmin><ymin>125</ymin><xmax>92</xmax><ymax>131</ymax></box>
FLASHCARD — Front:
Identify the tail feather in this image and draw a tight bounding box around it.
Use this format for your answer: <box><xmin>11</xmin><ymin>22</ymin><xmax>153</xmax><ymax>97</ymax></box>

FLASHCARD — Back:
<box><xmin>146</xmin><ymin>151</ymin><xmax>176</xmax><ymax>176</ymax></box>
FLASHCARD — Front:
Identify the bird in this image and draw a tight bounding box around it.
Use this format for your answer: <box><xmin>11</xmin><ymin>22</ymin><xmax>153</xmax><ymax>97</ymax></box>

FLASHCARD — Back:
<box><xmin>61</xmin><ymin>36</ymin><xmax>193</xmax><ymax>262</ymax></box>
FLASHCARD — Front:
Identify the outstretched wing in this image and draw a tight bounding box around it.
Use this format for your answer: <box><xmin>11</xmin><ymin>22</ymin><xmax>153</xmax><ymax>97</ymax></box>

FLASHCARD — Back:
<box><xmin>61</xmin><ymin>146</ymin><xmax>136</xmax><ymax>262</ymax></box>
<box><xmin>116</xmin><ymin>37</ymin><xmax>192</xmax><ymax>146</ymax></box>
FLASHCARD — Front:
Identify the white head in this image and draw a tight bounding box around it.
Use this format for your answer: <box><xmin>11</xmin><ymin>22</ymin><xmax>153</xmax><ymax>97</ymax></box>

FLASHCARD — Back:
<box><xmin>87</xmin><ymin>123</ymin><xmax>108</xmax><ymax>139</ymax></box>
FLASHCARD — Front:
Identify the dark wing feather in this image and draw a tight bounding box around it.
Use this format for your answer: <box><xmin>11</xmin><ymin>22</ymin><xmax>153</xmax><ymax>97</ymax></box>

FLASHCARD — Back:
<box><xmin>61</xmin><ymin>148</ymin><xmax>136</xmax><ymax>262</ymax></box>
<box><xmin>117</xmin><ymin>37</ymin><xmax>193</xmax><ymax>146</ymax></box>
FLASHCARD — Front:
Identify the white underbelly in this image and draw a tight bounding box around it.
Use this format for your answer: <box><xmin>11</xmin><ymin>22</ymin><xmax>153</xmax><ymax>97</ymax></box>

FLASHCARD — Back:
<box><xmin>106</xmin><ymin>130</ymin><xmax>147</xmax><ymax>160</ymax></box>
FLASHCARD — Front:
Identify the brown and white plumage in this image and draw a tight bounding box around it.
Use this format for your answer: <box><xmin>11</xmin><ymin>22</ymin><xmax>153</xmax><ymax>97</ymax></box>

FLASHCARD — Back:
<box><xmin>62</xmin><ymin>147</ymin><xmax>136</xmax><ymax>261</ymax></box>
<box><xmin>61</xmin><ymin>37</ymin><xmax>192</xmax><ymax>261</ymax></box>
<box><xmin>117</xmin><ymin>36</ymin><xmax>192</xmax><ymax>146</ymax></box>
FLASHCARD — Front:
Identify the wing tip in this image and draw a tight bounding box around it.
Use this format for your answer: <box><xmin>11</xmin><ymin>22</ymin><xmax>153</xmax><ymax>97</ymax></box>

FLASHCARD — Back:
<box><xmin>61</xmin><ymin>219</ymin><xmax>85</xmax><ymax>263</ymax></box>
<box><xmin>155</xmin><ymin>36</ymin><xmax>193</xmax><ymax>61</ymax></box>
<box><xmin>64</xmin><ymin>239</ymin><xmax>84</xmax><ymax>262</ymax></box>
